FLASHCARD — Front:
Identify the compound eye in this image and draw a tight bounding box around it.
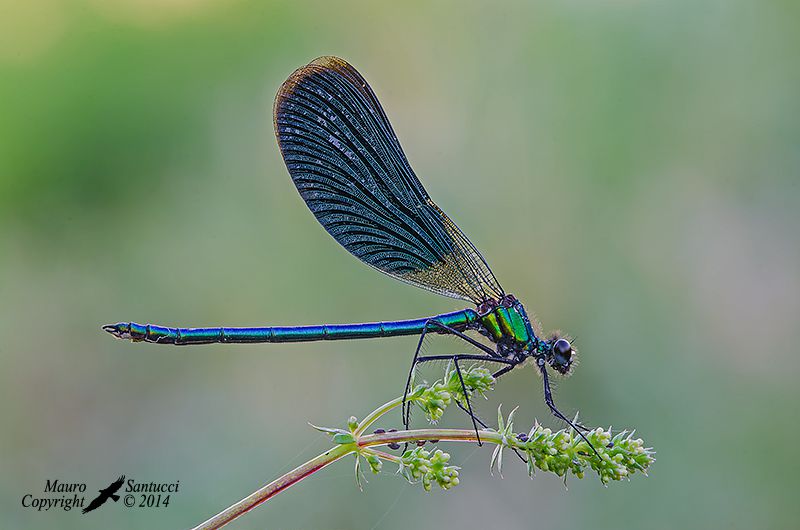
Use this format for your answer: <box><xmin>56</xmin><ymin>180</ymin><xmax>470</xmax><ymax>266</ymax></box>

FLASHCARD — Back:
<box><xmin>552</xmin><ymin>338</ymin><xmax>572</xmax><ymax>366</ymax></box>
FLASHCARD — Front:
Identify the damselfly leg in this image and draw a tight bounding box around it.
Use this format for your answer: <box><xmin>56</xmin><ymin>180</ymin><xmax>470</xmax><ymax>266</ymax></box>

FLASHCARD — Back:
<box><xmin>491</xmin><ymin>363</ymin><xmax>516</xmax><ymax>380</ymax></box>
<box><xmin>410</xmin><ymin>353</ymin><xmax>517</xmax><ymax>445</ymax></box>
<box><xmin>539</xmin><ymin>363</ymin><xmax>599</xmax><ymax>456</ymax></box>
<box><xmin>402</xmin><ymin>320</ymin><xmax>498</xmax><ymax>433</ymax></box>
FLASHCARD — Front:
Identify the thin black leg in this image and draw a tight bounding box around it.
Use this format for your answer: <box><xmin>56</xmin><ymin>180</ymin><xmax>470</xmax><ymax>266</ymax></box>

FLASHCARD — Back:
<box><xmin>413</xmin><ymin>354</ymin><xmax>518</xmax><ymax>445</ymax></box>
<box><xmin>539</xmin><ymin>363</ymin><xmax>600</xmax><ymax>458</ymax></box>
<box><xmin>455</xmin><ymin>400</ymin><xmax>487</xmax><ymax>428</ymax></box>
<box><xmin>455</xmin><ymin>396</ymin><xmax>528</xmax><ymax>464</ymax></box>
<box><xmin>452</xmin><ymin>357</ymin><xmax>482</xmax><ymax>445</ymax></box>
<box><xmin>401</xmin><ymin>320</ymin><xmax>499</xmax><ymax>429</ymax></box>
<box><xmin>402</xmin><ymin>321</ymin><xmax>434</xmax><ymax>429</ymax></box>
<box><xmin>492</xmin><ymin>364</ymin><xmax>516</xmax><ymax>380</ymax></box>
<box><xmin>456</xmin><ymin>384</ymin><xmax>528</xmax><ymax>464</ymax></box>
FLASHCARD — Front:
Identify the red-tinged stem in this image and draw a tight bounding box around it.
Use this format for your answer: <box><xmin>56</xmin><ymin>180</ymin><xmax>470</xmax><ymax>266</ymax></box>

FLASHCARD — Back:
<box><xmin>190</xmin><ymin>443</ymin><xmax>355</xmax><ymax>530</ymax></box>
<box><xmin>190</xmin><ymin>428</ymin><xmax>497</xmax><ymax>530</ymax></box>
<box><xmin>358</xmin><ymin>428</ymin><xmax>491</xmax><ymax>447</ymax></box>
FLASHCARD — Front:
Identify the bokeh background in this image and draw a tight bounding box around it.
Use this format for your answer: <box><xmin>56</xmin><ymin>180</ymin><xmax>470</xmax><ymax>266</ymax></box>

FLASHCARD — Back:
<box><xmin>2</xmin><ymin>1</ymin><xmax>799</xmax><ymax>528</ymax></box>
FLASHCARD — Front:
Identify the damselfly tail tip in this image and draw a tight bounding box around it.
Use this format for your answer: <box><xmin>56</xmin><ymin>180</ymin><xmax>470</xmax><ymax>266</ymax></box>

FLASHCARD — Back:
<box><xmin>102</xmin><ymin>323</ymin><xmax>129</xmax><ymax>340</ymax></box>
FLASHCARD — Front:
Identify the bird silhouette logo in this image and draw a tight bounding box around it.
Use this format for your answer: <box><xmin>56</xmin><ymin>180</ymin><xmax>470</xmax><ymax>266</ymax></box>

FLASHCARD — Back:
<box><xmin>82</xmin><ymin>475</ymin><xmax>125</xmax><ymax>514</ymax></box>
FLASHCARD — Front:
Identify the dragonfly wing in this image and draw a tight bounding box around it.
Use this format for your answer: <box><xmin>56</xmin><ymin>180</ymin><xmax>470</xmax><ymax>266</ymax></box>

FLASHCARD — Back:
<box><xmin>274</xmin><ymin>56</ymin><xmax>503</xmax><ymax>304</ymax></box>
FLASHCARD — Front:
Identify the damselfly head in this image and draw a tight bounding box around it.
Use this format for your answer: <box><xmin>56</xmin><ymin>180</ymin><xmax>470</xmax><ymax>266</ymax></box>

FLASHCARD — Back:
<box><xmin>547</xmin><ymin>335</ymin><xmax>576</xmax><ymax>375</ymax></box>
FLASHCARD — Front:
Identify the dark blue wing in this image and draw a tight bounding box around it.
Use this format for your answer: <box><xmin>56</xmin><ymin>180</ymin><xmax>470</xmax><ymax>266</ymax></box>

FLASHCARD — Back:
<box><xmin>273</xmin><ymin>56</ymin><xmax>503</xmax><ymax>304</ymax></box>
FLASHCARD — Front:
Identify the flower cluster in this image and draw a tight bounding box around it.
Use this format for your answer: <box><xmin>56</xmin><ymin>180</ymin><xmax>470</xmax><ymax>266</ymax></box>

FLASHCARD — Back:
<box><xmin>314</xmin><ymin>364</ymin><xmax>653</xmax><ymax>492</ymax></box>
<box><xmin>399</xmin><ymin>447</ymin><xmax>460</xmax><ymax>491</ymax></box>
<box><xmin>408</xmin><ymin>380</ymin><xmax>452</xmax><ymax>422</ymax></box>
<box><xmin>444</xmin><ymin>366</ymin><xmax>494</xmax><ymax>403</ymax></box>
<box><xmin>409</xmin><ymin>365</ymin><xmax>494</xmax><ymax>422</ymax></box>
<box><xmin>203</xmin><ymin>365</ymin><xmax>656</xmax><ymax>530</ymax></box>
<box><xmin>517</xmin><ymin>423</ymin><xmax>655</xmax><ymax>484</ymax></box>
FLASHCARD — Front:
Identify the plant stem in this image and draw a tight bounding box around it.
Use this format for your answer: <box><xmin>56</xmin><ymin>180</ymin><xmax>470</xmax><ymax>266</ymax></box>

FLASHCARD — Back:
<box><xmin>190</xmin><ymin>443</ymin><xmax>355</xmax><ymax>530</ymax></box>
<box><xmin>190</xmin><ymin>429</ymin><xmax>493</xmax><ymax>530</ymax></box>
<box><xmin>353</xmin><ymin>395</ymin><xmax>402</xmax><ymax>436</ymax></box>
<box><xmin>359</xmin><ymin>428</ymin><xmax>500</xmax><ymax>448</ymax></box>
<box><xmin>190</xmin><ymin>366</ymin><xmax>653</xmax><ymax>529</ymax></box>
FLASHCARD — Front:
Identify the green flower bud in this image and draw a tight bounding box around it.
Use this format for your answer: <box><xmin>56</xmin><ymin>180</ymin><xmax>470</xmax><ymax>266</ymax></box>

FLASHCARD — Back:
<box><xmin>365</xmin><ymin>453</ymin><xmax>382</xmax><ymax>474</ymax></box>
<box><xmin>347</xmin><ymin>416</ymin><xmax>359</xmax><ymax>431</ymax></box>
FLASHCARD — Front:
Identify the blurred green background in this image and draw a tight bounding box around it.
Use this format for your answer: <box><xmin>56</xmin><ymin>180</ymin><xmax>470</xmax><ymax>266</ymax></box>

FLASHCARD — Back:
<box><xmin>2</xmin><ymin>0</ymin><xmax>798</xmax><ymax>528</ymax></box>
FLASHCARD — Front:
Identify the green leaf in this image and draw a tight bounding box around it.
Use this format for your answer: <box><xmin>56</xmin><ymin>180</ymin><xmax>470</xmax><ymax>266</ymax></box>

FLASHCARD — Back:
<box><xmin>354</xmin><ymin>455</ymin><xmax>365</xmax><ymax>491</ymax></box>
<box><xmin>308</xmin><ymin>422</ymin><xmax>348</xmax><ymax>436</ymax></box>
<box><xmin>333</xmin><ymin>433</ymin><xmax>356</xmax><ymax>445</ymax></box>
<box><xmin>497</xmin><ymin>404</ymin><xmax>505</xmax><ymax>432</ymax></box>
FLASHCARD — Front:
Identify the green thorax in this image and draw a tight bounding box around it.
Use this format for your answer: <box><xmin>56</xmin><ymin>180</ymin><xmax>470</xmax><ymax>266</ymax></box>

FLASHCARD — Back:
<box><xmin>480</xmin><ymin>302</ymin><xmax>532</xmax><ymax>345</ymax></box>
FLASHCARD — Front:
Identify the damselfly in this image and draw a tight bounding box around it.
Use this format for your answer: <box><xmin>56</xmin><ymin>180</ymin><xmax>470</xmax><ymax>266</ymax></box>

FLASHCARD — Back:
<box><xmin>105</xmin><ymin>57</ymin><xmax>590</xmax><ymax>448</ymax></box>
